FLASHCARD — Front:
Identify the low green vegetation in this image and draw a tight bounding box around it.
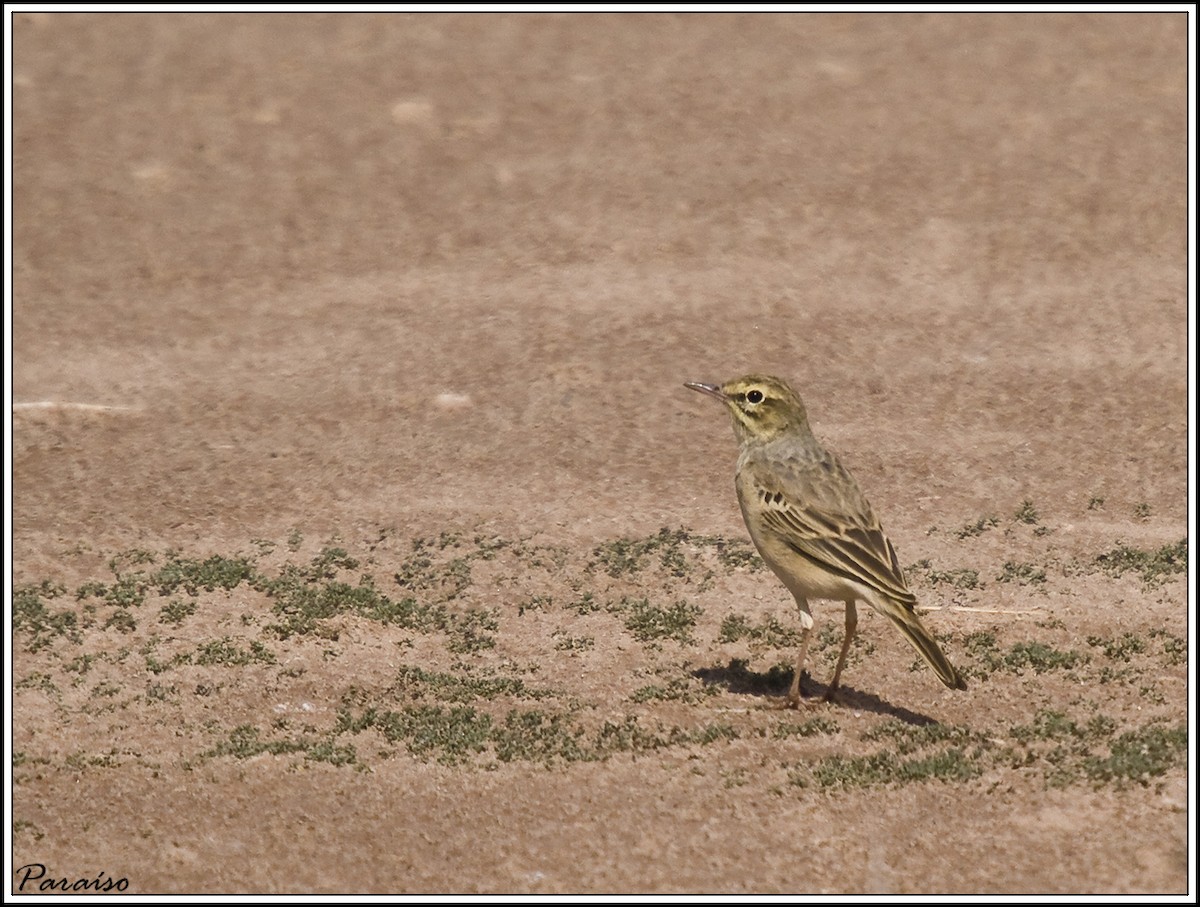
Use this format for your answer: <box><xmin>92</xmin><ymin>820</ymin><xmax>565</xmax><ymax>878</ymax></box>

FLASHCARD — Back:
<box><xmin>960</xmin><ymin>631</ymin><xmax>1087</xmax><ymax>679</ymax></box>
<box><xmin>1006</xmin><ymin>709</ymin><xmax>1186</xmax><ymax>788</ymax></box>
<box><xmin>773</xmin><ymin>716</ymin><xmax>840</xmax><ymax>739</ymax></box>
<box><xmin>719</xmin><ymin>614</ymin><xmax>802</xmax><ymax>648</ymax></box>
<box><xmin>589</xmin><ymin>526</ymin><xmax>762</xmax><ymax>578</ymax></box>
<box><xmin>153</xmin><ymin>553</ymin><xmax>257</xmax><ymax>596</ymax></box>
<box><xmin>996</xmin><ymin>561</ymin><xmax>1047</xmax><ymax>585</ymax></box>
<box><xmin>801</xmin><ymin>746</ymin><xmax>982</xmax><ymax>788</ymax></box>
<box><xmin>13</xmin><ymin>582</ymin><xmax>78</xmax><ymax>652</ymax></box>
<box><xmin>1083</xmin><ymin>724</ymin><xmax>1187</xmax><ymax>786</ymax></box>
<box><xmin>862</xmin><ymin>720</ymin><xmax>985</xmax><ymax>753</ymax></box>
<box><xmin>193</xmin><ymin>638</ymin><xmax>277</xmax><ymax>667</ymax></box>
<box><xmin>1148</xmin><ymin>628</ymin><xmax>1186</xmax><ymax>666</ymax></box>
<box><xmin>553</xmin><ymin>633</ymin><xmax>595</xmax><ymax>652</ymax></box>
<box><xmin>1092</xmin><ymin>539</ymin><xmax>1186</xmax><ymax>586</ymax></box>
<box><xmin>1086</xmin><ymin>633</ymin><xmax>1146</xmax><ymax>662</ymax></box>
<box><xmin>630</xmin><ymin>677</ymin><xmax>716</xmax><ymax>704</ymax></box>
<box><xmin>787</xmin><ymin>709</ymin><xmax>1186</xmax><ymax>791</ymax></box>
<box><xmin>386</xmin><ymin>665</ymin><xmax>557</xmax><ymax>704</ymax></box>
<box><xmin>954</xmin><ymin>515</ymin><xmax>1000</xmax><ymax>539</ymax></box>
<box><xmin>1014</xmin><ymin>500</ymin><xmax>1040</xmax><ymax>525</ymax></box>
<box><xmin>146</xmin><ymin>637</ymin><xmax>276</xmax><ymax>673</ymax></box>
<box><xmin>103</xmin><ymin>609</ymin><xmax>137</xmax><ymax>634</ymax></box>
<box><xmin>158</xmin><ymin>599</ymin><xmax>197</xmax><ymax>626</ymax></box>
<box><xmin>326</xmin><ymin>705</ymin><xmax>738</xmax><ymax>767</ymax></box>
<box><xmin>907</xmin><ymin>559</ymin><xmax>981</xmax><ymax>590</ymax></box>
<box><xmin>614</xmin><ymin>596</ymin><xmax>702</xmax><ymax>645</ymax></box>
<box><xmin>205</xmin><ymin>724</ymin><xmax>359</xmax><ymax>767</ymax></box>
<box><xmin>590</xmin><ymin>528</ymin><xmax>688</xmax><ymax>577</ymax></box>
<box><xmin>789</xmin><ymin>719</ymin><xmax>987</xmax><ymax>788</ymax></box>
<box><xmin>11</xmin><ymin>528</ymin><xmax>1188</xmax><ymax>794</ymax></box>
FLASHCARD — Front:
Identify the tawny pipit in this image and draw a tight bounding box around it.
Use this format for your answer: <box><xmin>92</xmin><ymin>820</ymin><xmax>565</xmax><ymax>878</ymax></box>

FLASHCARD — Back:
<box><xmin>685</xmin><ymin>374</ymin><xmax>967</xmax><ymax>705</ymax></box>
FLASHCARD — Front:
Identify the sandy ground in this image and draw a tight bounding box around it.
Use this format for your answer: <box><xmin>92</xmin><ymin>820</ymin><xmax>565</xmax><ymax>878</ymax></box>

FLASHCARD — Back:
<box><xmin>9</xmin><ymin>12</ymin><xmax>1191</xmax><ymax>895</ymax></box>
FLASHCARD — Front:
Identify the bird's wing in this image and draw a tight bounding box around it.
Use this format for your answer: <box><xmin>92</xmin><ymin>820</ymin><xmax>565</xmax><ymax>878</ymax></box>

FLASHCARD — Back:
<box><xmin>744</xmin><ymin>455</ymin><xmax>917</xmax><ymax>606</ymax></box>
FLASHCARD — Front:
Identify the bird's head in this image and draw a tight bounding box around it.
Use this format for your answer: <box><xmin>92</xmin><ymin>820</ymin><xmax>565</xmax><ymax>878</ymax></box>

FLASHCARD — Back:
<box><xmin>684</xmin><ymin>374</ymin><xmax>811</xmax><ymax>445</ymax></box>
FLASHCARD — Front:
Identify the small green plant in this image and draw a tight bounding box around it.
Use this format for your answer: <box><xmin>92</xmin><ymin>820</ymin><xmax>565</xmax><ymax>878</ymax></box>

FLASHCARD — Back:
<box><xmin>996</xmin><ymin>562</ymin><xmax>1047</xmax><ymax>585</ymax></box>
<box><xmin>590</xmin><ymin>537</ymin><xmax>653</xmax><ymax>577</ymax></box>
<box><xmin>586</xmin><ymin>528</ymin><xmax>757</xmax><ymax>579</ymax></box>
<box><xmin>102</xmin><ymin>576</ymin><xmax>148</xmax><ymax>609</ymax></box>
<box><xmin>334</xmin><ymin>702</ymin><xmax>739</xmax><ymax>768</ymax></box>
<box><xmin>144</xmin><ymin>682</ymin><xmax>177</xmax><ymax>702</ymax></box>
<box><xmin>446</xmin><ymin>608</ymin><xmax>499</xmax><ymax>654</ymax></box>
<box><xmin>1007</xmin><ymin>710</ymin><xmax>1186</xmax><ymax>789</ymax></box>
<box><xmin>1133</xmin><ymin>502</ymin><xmax>1152</xmax><ymax>520</ymax></box>
<box><xmin>517</xmin><ymin>595</ymin><xmax>553</xmax><ymax>615</ymax></box>
<box><xmin>64</xmin><ymin>749</ymin><xmax>125</xmax><ymax>770</ymax></box>
<box><xmin>704</xmin><ymin>537</ymin><xmax>764</xmax><ymax>572</ymax></box>
<box><xmin>388</xmin><ymin>665</ymin><xmax>554</xmax><ymax>703</ymax></box>
<box><xmin>719</xmin><ymin>614</ymin><xmax>801</xmax><ymax>648</ymax></box>
<box><xmin>1148</xmin><ymin>628</ymin><xmax>1186</xmax><ymax>666</ymax></box>
<box><xmin>908</xmin><ymin>560</ymin><xmax>981</xmax><ymax>590</ymax></box>
<box><xmin>152</xmin><ymin>553</ymin><xmax>257</xmax><ymax>597</ymax></box>
<box><xmin>800</xmin><ymin>748</ymin><xmax>982</xmax><ymax>789</ymax></box>
<box><xmin>260</xmin><ymin>550</ymin><xmax>447</xmax><ymax>640</ymax></box>
<box><xmin>13</xmin><ymin>818</ymin><xmax>45</xmax><ymax>840</ymax></box>
<box><xmin>564</xmin><ymin>592</ymin><xmax>601</xmax><ymax>615</ymax></box>
<box><xmin>205</xmin><ymin>725</ymin><xmax>357</xmax><ymax>766</ymax></box>
<box><xmin>189</xmin><ymin>638</ymin><xmax>277</xmax><ymax>667</ymax></box>
<box><xmin>1014</xmin><ymin>500</ymin><xmax>1040</xmax><ymax>524</ymax></box>
<box><xmin>1093</xmin><ymin>540</ymin><xmax>1186</xmax><ymax>586</ymax></box>
<box><xmin>15</xmin><ymin>673</ymin><xmax>59</xmax><ymax>694</ymax></box>
<box><xmin>1009</xmin><ymin>709</ymin><xmax>1114</xmax><ymax>744</ymax></box>
<box><xmin>962</xmin><ymin>634</ymin><xmax>1086</xmax><ymax>678</ymax></box>
<box><xmin>1087</xmin><ymin>495</ymin><xmax>1105</xmax><ymax>510</ymax></box>
<box><xmin>773</xmin><ymin>716</ymin><xmax>840</xmax><ymax>739</ymax></box>
<box><xmin>91</xmin><ymin>681</ymin><xmax>122</xmax><ymax>698</ymax></box>
<box><xmin>553</xmin><ymin>633</ymin><xmax>595</xmax><ymax>652</ymax></box>
<box><xmin>1002</xmin><ymin>641</ymin><xmax>1085</xmax><ymax>673</ymax></box>
<box><xmin>815</xmin><ymin>621</ymin><xmax>873</xmax><ymax>664</ymax></box>
<box><xmin>1084</xmin><ymin>723</ymin><xmax>1186</xmax><ymax>787</ymax></box>
<box><xmin>630</xmin><ymin>677</ymin><xmax>713</xmax><ymax>704</ymax></box>
<box><xmin>862</xmin><ymin>720</ymin><xmax>985</xmax><ymax>754</ymax></box>
<box><xmin>63</xmin><ymin>654</ymin><xmax>99</xmax><ymax>676</ymax></box>
<box><xmin>158</xmin><ymin>599</ymin><xmax>197</xmax><ymax>626</ymax></box>
<box><xmin>590</xmin><ymin>528</ymin><xmax>692</xmax><ymax>577</ymax></box>
<box><xmin>618</xmin><ymin>597</ymin><xmax>701</xmax><ymax>644</ymax></box>
<box><xmin>1086</xmin><ymin>633</ymin><xmax>1146</xmax><ymax>662</ymax></box>
<box><xmin>103</xmin><ymin>610</ymin><xmax>137</xmax><ymax>633</ymax></box>
<box><xmin>955</xmin><ymin>515</ymin><xmax>1000</xmax><ymax>539</ymax></box>
<box><xmin>108</xmin><ymin>548</ymin><xmax>156</xmax><ymax>574</ymax></box>
<box><xmin>13</xmin><ymin>583</ymin><xmax>80</xmax><ymax>652</ymax></box>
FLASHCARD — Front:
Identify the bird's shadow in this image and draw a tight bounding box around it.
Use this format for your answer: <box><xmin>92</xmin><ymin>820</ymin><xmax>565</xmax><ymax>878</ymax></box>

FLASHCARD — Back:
<box><xmin>692</xmin><ymin>658</ymin><xmax>939</xmax><ymax>726</ymax></box>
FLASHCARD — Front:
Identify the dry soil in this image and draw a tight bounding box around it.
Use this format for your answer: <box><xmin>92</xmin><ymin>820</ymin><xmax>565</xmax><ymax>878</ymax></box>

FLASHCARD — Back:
<box><xmin>10</xmin><ymin>11</ymin><xmax>1190</xmax><ymax>896</ymax></box>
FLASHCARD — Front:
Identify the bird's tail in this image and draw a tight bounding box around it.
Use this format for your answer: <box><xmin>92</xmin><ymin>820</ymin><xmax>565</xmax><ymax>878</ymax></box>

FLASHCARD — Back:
<box><xmin>875</xmin><ymin>598</ymin><xmax>967</xmax><ymax>690</ymax></box>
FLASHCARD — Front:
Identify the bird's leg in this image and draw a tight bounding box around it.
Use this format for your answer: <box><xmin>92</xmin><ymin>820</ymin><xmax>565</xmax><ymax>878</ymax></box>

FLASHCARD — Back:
<box><xmin>787</xmin><ymin>598</ymin><xmax>814</xmax><ymax>707</ymax></box>
<box><xmin>823</xmin><ymin>599</ymin><xmax>858</xmax><ymax>702</ymax></box>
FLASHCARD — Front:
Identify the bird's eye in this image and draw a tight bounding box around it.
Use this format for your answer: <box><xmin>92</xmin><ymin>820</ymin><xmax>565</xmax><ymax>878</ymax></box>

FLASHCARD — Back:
<box><xmin>746</xmin><ymin>390</ymin><xmax>764</xmax><ymax>404</ymax></box>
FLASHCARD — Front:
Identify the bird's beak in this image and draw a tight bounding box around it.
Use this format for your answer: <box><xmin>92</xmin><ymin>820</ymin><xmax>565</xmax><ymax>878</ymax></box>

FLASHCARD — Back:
<box><xmin>684</xmin><ymin>381</ymin><xmax>727</xmax><ymax>402</ymax></box>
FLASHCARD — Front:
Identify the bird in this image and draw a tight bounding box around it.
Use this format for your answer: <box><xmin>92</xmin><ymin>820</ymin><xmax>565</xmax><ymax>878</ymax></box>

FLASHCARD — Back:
<box><xmin>684</xmin><ymin>374</ymin><xmax>966</xmax><ymax>706</ymax></box>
